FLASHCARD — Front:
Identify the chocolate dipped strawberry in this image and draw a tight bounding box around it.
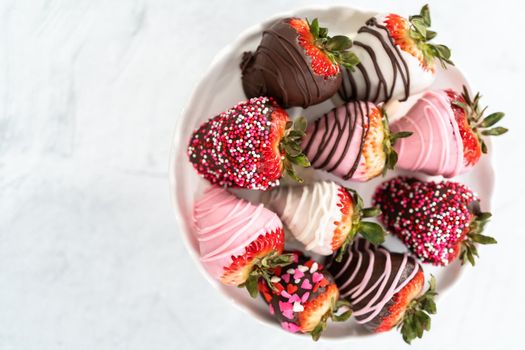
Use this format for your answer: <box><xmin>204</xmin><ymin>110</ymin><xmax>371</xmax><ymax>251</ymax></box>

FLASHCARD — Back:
<box><xmin>258</xmin><ymin>253</ymin><xmax>351</xmax><ymax>340</ymax></box>
<box><xmin>241</xmin><ymin>18</ymin><xmax>359</xmax><ymax>107</ymax></box>
<box><xmin>262</xmin><ymin>181</ymin><xmax>386</xmax><ymax>257</ymax></box>
<box><xmin>301</xmin><ymin>101</ymin><xmax>411</xmax><ymax>181</ymax></box>
<box><xmin>193</xmin><ymin>187</ymin><xmax>293</xmax><ymax>294</ymax></box>
<box><xmin>373</xmin><ymin>177</ymin><xmax>497</xmax><ymax>266</ymax></box>
<box><xmin>339</xmin><ymin>5</ymin><xmax>453</xmax><ymax>103</ymax></box>
<box><xmin>392</xmin><ymin>87</ymin><xmax>507</xmax><ymax>177</ymax></box>
<box><xmin>187</xmin><ymin>96</ymin><xmax>310</xmax><ymax>190</ymax></box>
<box><xmin>328</xmin><ymin>238</ymin><xmax>437</xmax><ymax>344</ymax></box>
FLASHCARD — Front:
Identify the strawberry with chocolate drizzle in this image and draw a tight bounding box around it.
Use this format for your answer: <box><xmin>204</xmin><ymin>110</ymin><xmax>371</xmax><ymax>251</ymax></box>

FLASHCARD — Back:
<box><xmin>339</xmin><ymin>5</ymin><xmax>453</xmax><ymax>103</ymax></box>
<box><xmin>258</xmin><ymin>253</ymin><xmax>351</xmax><ymax>340</ymax></box>
<box><xmin>373</xmin><ymin>177</ymin><xmax>497</xmax><ymax>266</ymax></box>
<box><xmin>263</xmin><ymin>181</ymin><xmax>386</xmax><ymax>257</ymax></box>
<box><xmin>241</xmin><ymin>18</ymin><xmax>359</xmax><ymax>108</ymax></box>
<box><xmin>328</xmin><ymin>238</ymin><xmax>438</xmax><ymax>344</ymax></box>
<box><xmin>301</xmin><ymin>101</ymin><xmax>412</xmax><ymax>182</ymax></box>
<box><xmin>188</xmin><ymin>96</ymin><xmax>310</xmax><ymax>190</ymax></box>
<box><xmin>391</xmin><ymin>86</ymin><xmax>507</xmax><ymax>177</ymax></box>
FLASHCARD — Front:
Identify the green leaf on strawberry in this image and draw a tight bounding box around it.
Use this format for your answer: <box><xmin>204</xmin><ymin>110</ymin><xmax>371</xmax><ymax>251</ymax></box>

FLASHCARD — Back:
<box><xmin>407</xmin><ymin>5</ymin><xmax>454</xmax><ymax>68</ymax></box>
<box><xmin>398</xmin><ymin>275</ymin><xmax>437</xmax><ymax>344</ymax></box>
<box><xmin>335</xmin><ymin>189</ymin><xmax>387</xmax><ymax>262</ymax></box>
<box><xmin>305</xmin><ymin>17</ymin><xmax>360</xmax><ymax>71</ymax></box>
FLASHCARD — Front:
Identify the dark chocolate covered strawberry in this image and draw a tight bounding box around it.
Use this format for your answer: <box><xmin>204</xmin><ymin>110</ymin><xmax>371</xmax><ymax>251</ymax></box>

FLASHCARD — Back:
<box><xmin>187</xmin><ymin>96</ymin><xmax>310</xmax><ymax>190</ymax></box>
<box><xmin>258</xmin><ymin>254</ymin><xmax>351</xmax><ymax>340</ymax></box>
<box><xmin>339</xmin><ymin>5</ymin><xmax>453</xmax><ymax>103</ymax></box>
<box><xmin>373</xmin><ymin>177</ymin><xmax>497</xmax><ymax>266</ymax></box>
<box><xmin>328</xmin><ymin>238</ymin><xmax>437</xmax><ymax>344</ymax></box>
<box><xmin>241</xmin><ymin>18</ymin><xmax>359</xmax><ymax>107</ymax></box>
<box><xmin>392</xmin><ymin>87</ymin><xmax>507</xmax><ymax>177</ymax></box>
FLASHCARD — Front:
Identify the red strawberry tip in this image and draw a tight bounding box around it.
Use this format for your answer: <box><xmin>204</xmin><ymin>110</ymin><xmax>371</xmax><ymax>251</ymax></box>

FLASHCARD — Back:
<box><xmin>406</xmin><ymin>5</ymin><xmax>453</xmax><ymax>69</ymax></box>
<box><xmin>335</xmin><ymin>189</ymin><xmax>386</xmax><ymax>262</ymax></box>
<box><xmin>310</xmin><ymin>298</ymin><xmax>352</xmax><ymax>341</ymax></box>
<box><xmin>279</xmin><ymin>116</ymin><xmax>311</xmax><ymax>183</ymax></box>
<box><xmin>448</xmin><ymin>85</ymin><xmax>508</xmax><ymax>156</ymax></box>
<box><xmin>303</xmin><ymin>18</ymin><xmax>360</xmax><ymax>71</ymax></box>
<box><xmin>398</xmin><ymin>275</ymin><xmax>437</xmax><ymax>344</ymax></box>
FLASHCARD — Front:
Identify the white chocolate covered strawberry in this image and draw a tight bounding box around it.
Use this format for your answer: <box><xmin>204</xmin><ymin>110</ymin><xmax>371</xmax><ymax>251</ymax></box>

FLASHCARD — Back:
<box><xmin>263</xmin><ymin>181</ymin><xmax>385</xmax><ymax>257</ymax></box>
<box><xmin>339</xmin><ymin>5</ymin><xmax>453</xmax><ymax>103</ymax></box>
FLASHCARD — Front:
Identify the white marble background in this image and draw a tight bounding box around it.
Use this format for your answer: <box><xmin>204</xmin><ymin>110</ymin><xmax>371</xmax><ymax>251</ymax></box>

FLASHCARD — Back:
<box><xmin>1</xmin><ymin>0</ymin><xmax>524</xmax><ymax>349</ymax></box>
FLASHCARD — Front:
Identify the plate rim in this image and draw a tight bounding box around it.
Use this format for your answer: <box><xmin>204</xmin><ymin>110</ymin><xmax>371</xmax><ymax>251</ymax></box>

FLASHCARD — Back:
<box><xmin>169</xmin><ymin>3</ymin><xmax>496</xmax><ymax>341</ymax></box>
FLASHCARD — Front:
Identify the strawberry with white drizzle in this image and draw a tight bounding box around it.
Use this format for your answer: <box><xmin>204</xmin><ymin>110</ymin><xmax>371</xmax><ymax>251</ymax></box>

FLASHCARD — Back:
<box><xmin>262</xmin><ymin>181</ymin><xmax>386</xmax><ymax>257</ymax></box>
<box><xmin>339</xmin><ymin>5</ymin><xmax>453</xmax><ymax>103</ymax></box>
<box><xmin>391</xmin><ymin>87</ymin><xmax>507</xmax><ymax>177</ymax></box>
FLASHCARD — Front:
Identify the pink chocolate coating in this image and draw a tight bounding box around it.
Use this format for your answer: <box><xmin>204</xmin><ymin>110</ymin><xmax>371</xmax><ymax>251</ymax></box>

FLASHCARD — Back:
<box><xmin>192</xmin><ymin>187</ymin><xmax>282</xmax><ymax>280</ymax></box>
<box><xmin>392</xmin><ymin>90</ymin><xmax>471</xmax><ymax>177</ymax></box>
<box><xmin>301</xmin><ymin>101</ymin><xmax>376</xmax><ymax>182</ymax></box>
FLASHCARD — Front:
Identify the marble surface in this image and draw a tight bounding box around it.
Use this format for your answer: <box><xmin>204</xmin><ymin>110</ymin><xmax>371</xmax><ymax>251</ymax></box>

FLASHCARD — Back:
<box><xmin>1</xmin><ymin>0</ymin><xmax>524</xmax><ymax>349</ymax></box>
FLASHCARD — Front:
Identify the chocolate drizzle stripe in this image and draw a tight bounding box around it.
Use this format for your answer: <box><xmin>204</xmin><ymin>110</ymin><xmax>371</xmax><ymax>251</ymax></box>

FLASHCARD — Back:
<box><xmin>353</xmin><ymin>40</ymin><xmax>386</xmax><ymax>102</ymax></box>
<box><xmin>344</xmin><ymin>102</ymin><xmax>369</xmax><ymax>180</ymax></box>
<box><xmin>304</xmin><ymin>102</ymin><xmax>371</xmax><ymax>180</ymax></box>
<box><xmin>317</xmin><ymin>108</ymin><xmax>347</xmax><ymax>170</ymax></box>
<box><xmin>260</xmin><ymin>30</ymin><xmax>316</xmax><ymax>105</ymax></box>
<box><xmin>338</xmin><ymin>17</ymin><xmax>411</xmax><ymax>103</ymax></box>
<box><xmin>302</xmin><ymin>115</ymin><xmax>319</xmax><ymax>155</ymax></box>
<box><xmin>326</xmin><ymin>102</ymin><xmax>357</xmax><ymax>173</ymax></box>
<box><xmin>359</xmin><ymin>23</ymin><xmax>410</xmax><ymax>100</ymax></box>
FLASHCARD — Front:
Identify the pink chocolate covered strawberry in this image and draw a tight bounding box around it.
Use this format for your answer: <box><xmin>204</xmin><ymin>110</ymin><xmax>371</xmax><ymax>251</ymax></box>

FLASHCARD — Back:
<box><xmin>373</xmin><ymin>177</ymin><xmax>496</xmax><ymax>266</ymax></box>
<box><xmin>391</xmin><ymin>87</ymin><xmax>507</xmax><ymax>177</ymax></box>
<box><xmin>258</xmin><ymin>253</ymin><xmax>351</xmax><ymax>340</ymax></box>
<box><xmin>193</xmin><ymin>187</ymin><xmax>293</xmax><ymax>295</ymax></box>
<box><xmin>328</xmin><ymin>238</ymin><xmax>437</xmax><ymax>344</ymax></box>
<box><xmin>339</xmin><ymin>5</ymin><xmax>453</xmax><ymax>103</ymax></box>
<box><xmin>187</xmin><ymin>96</ymin><xmax>310</xmax><ymax>190</ymax></box>
<box><xmin>241</xmin><ymin>18</ymin><xmax>359</xmax><ymax>108</ymax></box>
<box><xmin>301</xmin><ymin>101</ymin><xmax>411</xmax><ymax>181</ymax></box>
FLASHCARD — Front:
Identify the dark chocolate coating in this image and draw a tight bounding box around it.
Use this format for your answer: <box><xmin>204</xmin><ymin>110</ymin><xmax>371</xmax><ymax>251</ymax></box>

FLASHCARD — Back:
<box><xmin>327</xmin><ymin>238</ymin><xmax>421</xmax><ymax>331</ymax></box>
<box><xmin>259</xmin><ymin>256</ymin><xmax>335</xmax><ymax>328</ymax></box>
<box><xmin>241</xmin><ymin>18</ymin><xmax>342</xmax><ymax>108</ymax></box>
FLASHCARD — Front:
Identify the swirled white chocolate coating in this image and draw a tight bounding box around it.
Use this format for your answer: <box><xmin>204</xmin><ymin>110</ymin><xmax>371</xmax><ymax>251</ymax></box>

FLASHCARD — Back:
<box><xmin>339</xmin><ymin>15</ymin><xmax>435</xmax><ymax>103</ymax></box>
<box><xmin>263</xmin><ymin>181</ymin><xmax>350</xmax><ymax>255</ymax></box>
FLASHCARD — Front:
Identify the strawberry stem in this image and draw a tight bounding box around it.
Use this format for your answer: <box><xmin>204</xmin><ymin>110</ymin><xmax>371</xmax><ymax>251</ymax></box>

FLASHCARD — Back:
<box><xmin>382</xmin><ymin>109</ymin><xmax>413</xmax><ymax>175</ymax></box>
<box><xmin>408</xmin><ymin>5</ymin><xmax>453</xmax><ymax>68</ymax></box>
<box><xmin>453</xmin><ymin>85</ymin><xmax>508</xmax><ymax>155</ymax></box>
<box><xmin>310</xmin><ymin>298</ymin><xmax>352</xmax><ymax>341</ymax></box>
<box><xmin>306</xmin><ymin>18</ymin><xmax>360</xmax><ymax>71</ymax></box>
<box><xmin>397</xmin><ymin>275</ymin><xmax>437</xmax><ymax>344</ymax></box>
<box><xmin>459</xmin><ymin>202</ymin><xmax>497</xmax><ymax>266</ymax></box>
<box><xmin>335</xmin><ymin>189</ymin><xmax>386</xmax><ymax>262</ymax></box>
<box><xmin>241</xmin><ymin>251</ymin><xmax>295</xmax><ymax>298</ymax></box>
<box><xmin>280</xmin><ymin>116</ymin><xmax>311</xmax><ymax>183</ymax></box>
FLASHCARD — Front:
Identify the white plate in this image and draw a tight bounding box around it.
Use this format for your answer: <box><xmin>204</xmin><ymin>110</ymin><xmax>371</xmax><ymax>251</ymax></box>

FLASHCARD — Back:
<box><xmin>169</xmin><ymin>5</ymin><xmax>494</xmax><ymax>340</ymax></box>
